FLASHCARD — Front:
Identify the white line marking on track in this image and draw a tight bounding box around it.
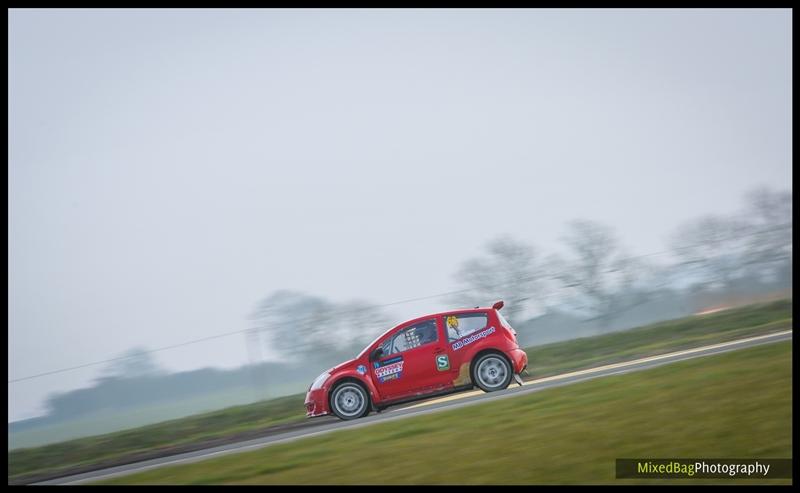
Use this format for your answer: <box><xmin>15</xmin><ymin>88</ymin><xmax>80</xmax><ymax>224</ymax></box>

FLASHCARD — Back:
<box><xmin>47</xmin><ymin>329</ymin><xmax>792</xmax><ymax>485</ymax></box>
<box><xmin>403</xmin><ymin>330</ymin><xmax>793</xmax><ymax>410</ymax></box>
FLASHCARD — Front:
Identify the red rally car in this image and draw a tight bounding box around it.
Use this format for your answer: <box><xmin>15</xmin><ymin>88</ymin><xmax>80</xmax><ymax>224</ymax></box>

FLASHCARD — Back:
<box><xmin>304</xmin><ymin>301</ymin><xmax>528</xmax><ymax>420</ymax></box>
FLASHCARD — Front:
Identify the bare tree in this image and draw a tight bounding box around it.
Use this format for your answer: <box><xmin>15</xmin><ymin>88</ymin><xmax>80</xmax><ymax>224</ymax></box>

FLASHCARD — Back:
<box><xmin>550</xmin><ymin>220</ymin><xmax>653</xmax><ymax>330</ymax></box>
<box><xmin>670</xmin><ymin>214</ymin><xmax>750</xmax><ymax>291</ymax></box>
<box><xmin>250</xmin><ymin>290</ymin><xmax>335</xmax><ymax>358</ymax></box>
<box><xmin>334</xmin><ymin>300</ymin><xmax>392</xmax><ymax>349</ymax></box>
<box><xmin>249</xmin><ymin>291</ymin><xmax>391</xmax><ymax>360</ymax></box>
<box><xmin>450</xmin><ymin>236</ymin><xmax>546</xmax><ymax>323</ymax></box>
<box><xmin>741</xmin><ymin>187</ymin><xmax>792</xmax><ymax>281</ymax></box>
<box><xmin>99</xmin><ymin>346</ymin><xmax>164</xmax><ymax>381</ymax></box>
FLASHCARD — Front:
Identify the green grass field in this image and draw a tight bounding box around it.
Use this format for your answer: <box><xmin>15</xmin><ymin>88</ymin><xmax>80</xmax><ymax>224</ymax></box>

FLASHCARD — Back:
<box><xmin>100</xmin><ymin>341</ymin><xmax>792</xmax><ymax>484</ymax></box>
<box><xmin>8</xmin><ymin>394</ymin><xmax>308</xmax><ymax>483</ymax></box>
<box><xmin>8</xmin><ymin>299</ymin><xmax>792</xmax><ymax>484</ymax></box>
<box><xmin>7</xmin><ymin>384</ymin><xmax>297</xmax><ymax>450</ymax></box>
<box><xmin>524</xmin><ymin>298</ymin><xmax>791</xmax><ymax>378</ymax></box>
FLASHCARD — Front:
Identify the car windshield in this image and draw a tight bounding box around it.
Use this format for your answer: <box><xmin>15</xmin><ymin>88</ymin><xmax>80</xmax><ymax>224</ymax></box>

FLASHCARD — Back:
<box><xmin>357</xmin><ymin>326</ymin><xmax>394</xmax><ymax>359</ymax></box>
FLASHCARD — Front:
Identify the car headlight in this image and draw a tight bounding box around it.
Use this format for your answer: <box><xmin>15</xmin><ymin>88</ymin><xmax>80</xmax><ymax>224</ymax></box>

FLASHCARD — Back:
<box><xmin>309</xmin><ymin>371</ymin><xmax>330</xmax><ymax>391</ymax></box>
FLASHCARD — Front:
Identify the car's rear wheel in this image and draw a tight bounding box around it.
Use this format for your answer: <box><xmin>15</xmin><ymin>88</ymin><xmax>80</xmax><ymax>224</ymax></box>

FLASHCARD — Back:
<box><xmin>473</xmin><ymin>353</ymin><xmax>512</xmax><ymax>392</ymax></box>
<box><xmin>330</xmin><ymin>381</ymin><xmax>370</xmax><ymax>420</ymax></box>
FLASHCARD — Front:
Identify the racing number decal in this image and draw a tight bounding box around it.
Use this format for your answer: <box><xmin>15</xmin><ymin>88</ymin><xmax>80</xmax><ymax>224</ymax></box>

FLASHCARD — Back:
<box><xmin>436</xmin><ymin>354</ymin><xmax>450</xmax><ymax>371</ymax></box>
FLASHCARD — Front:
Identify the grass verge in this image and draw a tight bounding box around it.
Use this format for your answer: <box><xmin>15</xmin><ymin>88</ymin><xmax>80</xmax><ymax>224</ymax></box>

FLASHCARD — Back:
<box><xmin>8</xmin><ymin>394</ymin><xmax>307</xmax><ymax>483</ymax></box>
<box><xmin>100</xmin><ymin>340</ymin><xmax>792</xmax><ymax>484</ymax></box>
<box><xmin>524</xmin><ymin>298</ymin><xmax>792</xmax><ymax>378</ymax></box>
<box><xmin>8</xmin><ymin>299</ymin><xmax>792</xmax><ymax>483</ymax></box>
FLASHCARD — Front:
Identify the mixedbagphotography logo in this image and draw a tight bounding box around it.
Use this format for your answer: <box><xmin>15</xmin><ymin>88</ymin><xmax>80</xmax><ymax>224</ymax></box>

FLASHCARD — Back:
<box><xmin>616</xmin><ymin>459</ymin><xmax>793</xmax><ymax>479</ymax></box>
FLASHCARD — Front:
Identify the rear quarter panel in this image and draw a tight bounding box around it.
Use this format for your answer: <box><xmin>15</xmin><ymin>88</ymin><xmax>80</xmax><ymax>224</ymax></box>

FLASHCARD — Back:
<box><xmin>446</xmin><ymin>311</ymin><xmax>516</xmax><ymax>386</ymax></box>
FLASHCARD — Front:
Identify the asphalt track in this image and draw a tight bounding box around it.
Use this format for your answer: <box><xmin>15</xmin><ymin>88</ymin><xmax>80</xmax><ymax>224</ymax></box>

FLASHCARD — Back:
<box><xmin>36</xmin><ymin>329</ymin><xmax>792</xmax><ymax>485</ymax></box>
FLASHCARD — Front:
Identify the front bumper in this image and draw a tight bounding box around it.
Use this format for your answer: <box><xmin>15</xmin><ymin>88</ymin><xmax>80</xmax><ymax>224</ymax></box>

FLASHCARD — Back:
<box><xmin>304</xmin><ymin>388</ymin><xmax>330</xmax><ymax>417</ymax></box>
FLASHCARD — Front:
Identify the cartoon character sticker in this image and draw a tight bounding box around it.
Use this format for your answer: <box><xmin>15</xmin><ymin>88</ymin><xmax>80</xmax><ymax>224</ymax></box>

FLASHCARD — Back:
<box><xmin>446</xmin><ymin>315</ymin><xmax>461</xmax><ymax>339</ymax></box>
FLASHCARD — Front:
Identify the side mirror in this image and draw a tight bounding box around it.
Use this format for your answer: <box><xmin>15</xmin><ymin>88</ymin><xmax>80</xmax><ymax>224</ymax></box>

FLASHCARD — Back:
<box><xmin>369</xmin><ymin>347</ymin><xmax>384</xmax><ymax>362</ymax></box>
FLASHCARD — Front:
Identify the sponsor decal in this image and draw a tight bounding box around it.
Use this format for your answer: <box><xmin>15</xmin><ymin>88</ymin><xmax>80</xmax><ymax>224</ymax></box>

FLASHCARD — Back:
<box><xmin>373</xmin><ymin>355</ymin><xmax>404</xmax><ymax>383</ymax></box>
<box><xmin>356</xmin><ymin>364</ymin><xmax>367</xmax><ymax>375</ymax></box>
<box><xmin>379</xmin><ymin>372</ymin><xmax>401</xmax><ymax>382</ymax></box>
<box><xmin>436</xmin><ymin>354</ymin><xmax>450</xmax><ymax>371</ymax></box>
<box><xmin>373</xmin><ymin>355</ymin><xmax>402</xmax><ymax>369</ymax></box>
<box><xmin>451</xmin><ymin>326</ymin><xmax>496</xmax><ymax>351</ymax></box>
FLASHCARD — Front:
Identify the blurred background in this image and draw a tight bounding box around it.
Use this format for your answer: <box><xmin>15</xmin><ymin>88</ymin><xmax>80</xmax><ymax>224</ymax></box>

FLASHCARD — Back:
<box><xmin>8</xmin><ymin>8</ymin><xmax>791</xmax><ymax>452</ymax></box>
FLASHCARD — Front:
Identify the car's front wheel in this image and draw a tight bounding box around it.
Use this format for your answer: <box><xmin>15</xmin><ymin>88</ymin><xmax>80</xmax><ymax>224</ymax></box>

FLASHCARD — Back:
<box><xmin>330</xmin><ymin>381</ymin><xmax>370</xmax><ymax>420</ymax></box>
<box><xmin>473</xmin><ymin>353</ymin><xmax>513</xmax><ymax>392</ymax></box>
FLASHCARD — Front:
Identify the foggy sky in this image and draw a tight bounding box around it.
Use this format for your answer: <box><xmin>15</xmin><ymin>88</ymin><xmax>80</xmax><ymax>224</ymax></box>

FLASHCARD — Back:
<box><xmin>8</xmin><ymin>9</ymin><xmax>792</xmax><ymax>421</ymax></box>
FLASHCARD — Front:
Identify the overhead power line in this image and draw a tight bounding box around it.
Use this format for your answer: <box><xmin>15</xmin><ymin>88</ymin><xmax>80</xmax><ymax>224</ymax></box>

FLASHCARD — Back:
<box><xmin>8</xmin><ymin>224</ymin><xmax>790</xmax><ymax>384</ymax></box>
<box><xmin>8</xmin><ymin>288</ymin><xmax>478</xmax><ymax>384</ymax></box>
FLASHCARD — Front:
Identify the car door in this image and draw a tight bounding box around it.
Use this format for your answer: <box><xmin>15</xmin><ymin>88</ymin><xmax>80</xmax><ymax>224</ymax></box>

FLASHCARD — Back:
<box><xmin>371</xmin><ymin>318</ymin><xmax>453</xmax><ymax>400</ymax></box>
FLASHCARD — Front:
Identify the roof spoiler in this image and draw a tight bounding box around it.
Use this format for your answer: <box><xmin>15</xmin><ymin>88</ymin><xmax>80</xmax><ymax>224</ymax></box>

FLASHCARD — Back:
<box><xmin>492</xmin><ymin>300</ymin><xmax>504</xmax><ymax>311</ymax></box>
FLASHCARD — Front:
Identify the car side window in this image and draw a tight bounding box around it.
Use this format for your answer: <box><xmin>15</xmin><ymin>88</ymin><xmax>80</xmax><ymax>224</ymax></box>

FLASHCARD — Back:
<box><xmin>386</xmin><ymin>319</ymin><xmax>439</xmax><ymax>355</ymax></box>
<box><xmin>445</xmin><ymin>313</ymin><xmax>489</xmax><ymax>342</ymax></box>
<box><xmin>377</xmin><ymin>337</ymin><xmax>393</xmax><ymax>358</ymax></box>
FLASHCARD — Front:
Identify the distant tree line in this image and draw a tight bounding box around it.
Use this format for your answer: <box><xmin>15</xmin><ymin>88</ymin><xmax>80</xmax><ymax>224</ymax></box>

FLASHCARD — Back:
<box><xmin>26</xmin><ymin>186</ymin><xmax>790</xmax><ymax>427</ymax></box>
<box><xmin>250</xmin><ymin>185</ymin><xmax>791</xmax><ymax>352</ymax></box>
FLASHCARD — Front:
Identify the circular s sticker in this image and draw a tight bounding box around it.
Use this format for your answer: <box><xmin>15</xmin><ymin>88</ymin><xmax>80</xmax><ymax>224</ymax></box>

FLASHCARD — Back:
<box><xmin>356</xmin><ymin>365</ymin><xmax>367</xmax><ymax>375</ymax></box>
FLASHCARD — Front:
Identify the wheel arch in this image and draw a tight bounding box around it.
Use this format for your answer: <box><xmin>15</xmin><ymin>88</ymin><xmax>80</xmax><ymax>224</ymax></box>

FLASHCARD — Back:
<box><xmin>328</xmin><ymin>375</ymin><xmax>374</xmax><ymax>411</ymax></box>
<box><xmin>469</xmin><ymin>348</ymin><xmax>514</xmax><ymax>385</ymax></box>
